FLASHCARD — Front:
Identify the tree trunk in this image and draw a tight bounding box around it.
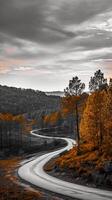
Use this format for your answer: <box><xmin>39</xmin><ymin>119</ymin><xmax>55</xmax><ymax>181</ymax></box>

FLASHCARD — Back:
<box><xmin>76</xmin><ymin>103</ymin><xmax>80</xmax><ymax>148</ymax></box>
<box><xmin>0</xmin><ymin>130</ymin><xmax>3</xmax><ymax>150</ymax></box>
<box><xmin>99</xmin><ymin>111</ymin><xmax>103</xmax><ymax>147</ymax></box>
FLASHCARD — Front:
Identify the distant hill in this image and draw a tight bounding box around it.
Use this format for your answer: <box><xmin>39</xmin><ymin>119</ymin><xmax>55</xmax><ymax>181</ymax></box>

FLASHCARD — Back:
<box><xmin>46</xmin><ymin>91</ymin><xmax>64</xmax><ymax>97</ymax></box>
<box><xmin>0</xmin><ymin>85</ymin><xmax>60</xmax><ymax>115</ymax></box>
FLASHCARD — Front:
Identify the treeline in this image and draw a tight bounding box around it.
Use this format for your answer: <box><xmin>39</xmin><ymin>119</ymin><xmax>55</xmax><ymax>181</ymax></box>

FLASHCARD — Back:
<box><xmin>26</xmin><ymin>108</ymin><xmax>59</xmax><ymax>129</ymax></box>
<box><xmin>0</xmin><ymin>112</ymin><xmax>64</xmax><ymax>157</ymax></box>
<box><xmin>0</xmin><ymin>113</ymin><xmax>36</xmax><ymax>154</ymax></box>
<box><xmin>0</xmin><ymin>85</ymin><xmax>60</xmax><ymax>115</ymax></box>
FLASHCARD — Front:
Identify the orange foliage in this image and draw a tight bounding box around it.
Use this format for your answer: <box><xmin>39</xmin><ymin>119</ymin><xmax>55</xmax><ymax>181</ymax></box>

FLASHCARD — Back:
<box><xmin>55</xmin><ymin>88</ymin><xmax>112</xmax><ymax>175</ymax></box>
<box><xmin>0</xmin><ymin>113</ymin><xmax>25</xmax><ymax>123</ymax></box>
<box><xmin>44</xmin><ymin>111</ymin><xmax>62</xmax><ymax>125</ymax></box>
<box><xmin>0</xmin><ymin>113</ymin><xmax>36</xmax><ymax>134</ymax></box>
<box><xmin>56</xmin><ymin>144</ymin><xmax>97</xmax><ymax>170</ymax></box>
<box><xmin>0</xmin><ymin>113</ymin><xmax>14</xmax><ymax>121</ymax></box>
<box><xmin>61</xmin><ymin>95</ymin><xmax>80</xmax><ymax>116</ymax></box>
<box><xmin>56</xmin><ymin>141</ymin><xmax>111</xmax><ymax>174</ymax></box>
<box><xmin>0</xmin><ymin>158</ymin><xmax>42</xmax><ymax>200</ymax></box>
<box><xmin>80</xmin><ymin>89</ymin><xmax>112</xmax><ymax>151</ymax></box>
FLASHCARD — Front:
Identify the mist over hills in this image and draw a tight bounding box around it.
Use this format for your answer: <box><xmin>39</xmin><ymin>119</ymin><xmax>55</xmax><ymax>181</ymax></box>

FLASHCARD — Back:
<box><xmin>45</xmin><ymin>91</ymin><xmax>64</xmax><ymax>97</ymax></box>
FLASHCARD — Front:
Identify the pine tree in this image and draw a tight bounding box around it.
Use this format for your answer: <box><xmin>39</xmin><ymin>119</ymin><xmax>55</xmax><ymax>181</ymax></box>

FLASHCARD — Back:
<box><xmin>64</xmin><ymin>76</ymin><xmax>85</xmax><ymax>148</ymax></box>
<box><xmin>89</xmin><ymin>69</ymin><xmax>107</xmax><ymax>92</ymax></box>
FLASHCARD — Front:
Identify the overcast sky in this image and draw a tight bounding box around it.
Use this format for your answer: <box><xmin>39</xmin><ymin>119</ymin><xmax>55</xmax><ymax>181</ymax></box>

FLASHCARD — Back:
<box><xmin>0</xmin><ymin>0</ymin><xmax>112</xmax><ymax>91</ymax></box>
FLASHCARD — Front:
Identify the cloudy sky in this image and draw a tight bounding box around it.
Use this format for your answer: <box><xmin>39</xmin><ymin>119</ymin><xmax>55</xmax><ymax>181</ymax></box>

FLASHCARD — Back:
<box><xmin>0</xmin><ymin>0</ymin><xmax>112</xmax><ymax>91</ymax></box>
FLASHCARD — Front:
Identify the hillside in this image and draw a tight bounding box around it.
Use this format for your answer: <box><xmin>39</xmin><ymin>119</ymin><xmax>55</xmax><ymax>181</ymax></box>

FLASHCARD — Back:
<box><xmin>0</xmin><ymin>85</ymin><xmax>60</xmax><ymax>115</ymax></box>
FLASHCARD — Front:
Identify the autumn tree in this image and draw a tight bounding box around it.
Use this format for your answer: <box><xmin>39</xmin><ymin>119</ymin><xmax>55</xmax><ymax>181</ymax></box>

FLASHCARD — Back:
<box><xmin>102</xmin><ymin>87</ymin><xmax>112</xmax><ymax>155</ymax></box>
<box><xmin>44</xmin><ymin>111</ymin><xmax>63</xmax><ymax>127</ymax></box>
<box><xmin>89</xmin><ymin>69</ymin><xmax>107</xmax><ymax>92</ymax></box>
<box><xmin>80</xmin><ymin>91</ymin><xmax>105</xmax><ymax>150</ymax></box>
<box><xmin>80</xmin><ymin>83</ymin><xmax>112</xmax><ymax>155</ymax></box>
<box><xmin>63</xmin><ymin>76</ymin><xmax>85</xmax><ymax>147</ymax></box>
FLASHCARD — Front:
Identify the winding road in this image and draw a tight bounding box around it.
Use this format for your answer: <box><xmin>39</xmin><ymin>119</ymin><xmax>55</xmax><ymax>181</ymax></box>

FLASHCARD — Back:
<box><xmin>18</xmin><ymin>130</ymin><xmax>112</xmax><ymax>200</ymax></box>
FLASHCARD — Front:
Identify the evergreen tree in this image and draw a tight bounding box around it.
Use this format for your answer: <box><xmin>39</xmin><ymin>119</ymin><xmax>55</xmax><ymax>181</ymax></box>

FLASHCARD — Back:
<box><xmin>89</xmin><ymin>69</ymin><xmax>107</xmax><ymax>92</ymax></box>
<box><xmin>64</xmin><ymin>76</ymin><xmax>85</xmax><ymax>148</ymax></box>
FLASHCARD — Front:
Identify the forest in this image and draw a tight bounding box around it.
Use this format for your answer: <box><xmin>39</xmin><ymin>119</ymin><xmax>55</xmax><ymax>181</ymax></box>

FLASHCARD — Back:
<box><xmin>0</xmin><ymin>85</ymin><xmax>60</xmax><ymax>115</ymax></box>
<box><xmin>0</xmin><ymin>85</ymin><xmax>60</xmax><ymax>156</ymax></box>
<box><xmin>44</xmin><ymin>70</ymin><xmax>112</xmax><ymax>188</ymax></box>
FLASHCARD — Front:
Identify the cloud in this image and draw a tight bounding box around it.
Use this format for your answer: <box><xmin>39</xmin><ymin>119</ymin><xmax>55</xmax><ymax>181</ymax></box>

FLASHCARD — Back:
<box><xmin>14</xmin><ymin>66</ymin><xmax>32</xmax><ymax>71</ymax></box>
<box><xmin>0</xmin><ymin>65</ymin><xmax>11</xmax><ymax>74</ymax></box>
<box><xmin>54</xmin><ymin>0</ymin><xmax>112</xmax><ymax>25</ymax></box>
<box><xmin>0</xmin><ymin>0</ymin><xmax>112</xmax><ymax>45</ymax></box>
<box><xmin>0</xmin><ymin>0</ymin><xmax>112</xmax><ymax>90</ymax></box>
<box><xmin>0</xmin><ymin>0</ymin><xmax>75</xmax><ymax>45</ymax></box>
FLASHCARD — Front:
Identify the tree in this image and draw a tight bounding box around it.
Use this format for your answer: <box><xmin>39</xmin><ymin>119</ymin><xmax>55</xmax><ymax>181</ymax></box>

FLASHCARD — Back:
<box><xmin>102</xmin><ymin>87</ymin><xmax>112</xmax><ymax>154</ymax></box>
<box><xmin>64</xmin><ymin>76</ymin><xmax>85</xmax><ymax>96</ymax></box>
<box><xmin>44</xmin><ymin>111</ymin><xmax>63</xmax><ymax>127</ymax></box>
<box><xmin>80</xmin><ymin>91</ymin><xmax>105</xmax><ymax>150</ymax></box>
<box><xmin>64</xmin><ymin>76</ymin><xmax>85</xmax><ymax>148</ymax></box>
<box><xmin>89</xmin><ymin>69</ymin><xmax>107</xmax><ymax>92</ymax></box>
<box><xmin>109</xmin><ymin>78</ymin><xmax>112</xmax><ymax>88</ymax></box>
<box><xmin>80</xmin><ymin>86</ymin><xmax>112</xmax><ymax>154</ymax></box>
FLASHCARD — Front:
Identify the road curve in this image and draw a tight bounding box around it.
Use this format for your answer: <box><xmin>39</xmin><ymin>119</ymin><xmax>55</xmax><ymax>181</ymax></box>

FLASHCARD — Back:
<box><xmin>18</xmin><ymin>130</ymin><xmax>112</xmax><ymax>200</ymax></box>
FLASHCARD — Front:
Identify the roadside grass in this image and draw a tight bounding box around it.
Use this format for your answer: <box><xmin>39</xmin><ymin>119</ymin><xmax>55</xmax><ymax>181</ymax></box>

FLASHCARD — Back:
<box><xmin>0</xmin><ymin>157</ymin><xmax>42</xmax><ymax>200</ymax></box>
<box><xmin>45</xmin><ymin>143</ymin><xmax>112</xmax><ymax>189</ymax></box>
